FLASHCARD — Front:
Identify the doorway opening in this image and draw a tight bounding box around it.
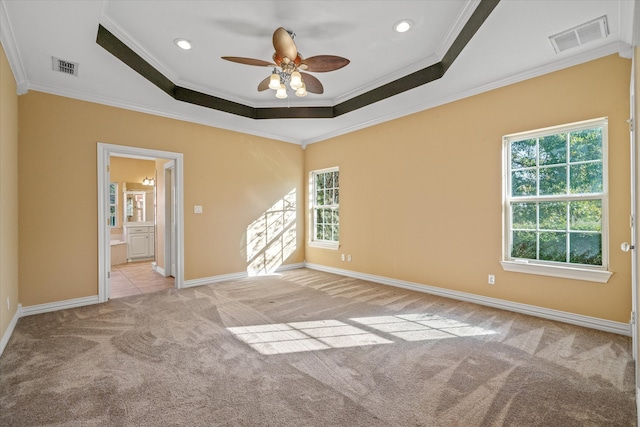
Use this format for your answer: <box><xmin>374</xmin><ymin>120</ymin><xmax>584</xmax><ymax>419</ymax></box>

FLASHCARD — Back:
<box><xmin>97</xmin><ymin>143</ymin><xmax>184</xmax><ymax>302</ymax></box>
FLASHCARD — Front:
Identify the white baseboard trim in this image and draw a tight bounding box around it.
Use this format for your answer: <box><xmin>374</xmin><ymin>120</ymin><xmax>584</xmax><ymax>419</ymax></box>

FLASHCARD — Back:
<box><xmin>0</xmin><ymin>304</ymin><xmax>22</xmax><ymax>358</ymax></box>
<box><xmin>152</xmin><ymin>263</ymin><xmax>166</xmax><ymax>276</ymax></box>
<box><xmin>305</xmin><ymin>263</ymin><xmax>631</xmax><ymax>337</ymax></box>
<box><xmin>20</xmin><ymin>295</ymin><xmax>100</xmax><ymax>317</ymax></box>
<box><xmin>183</xmin><ymin>263</ymin><xmax>306</xmax><ymax>289</ymax></box>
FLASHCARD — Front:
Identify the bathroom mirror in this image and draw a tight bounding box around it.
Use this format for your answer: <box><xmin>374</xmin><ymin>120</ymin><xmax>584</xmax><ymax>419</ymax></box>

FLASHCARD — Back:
<box><xmin>124</xmin><ymin>191</ymin><xmax>146</xmax><ymax>223</ymax></box>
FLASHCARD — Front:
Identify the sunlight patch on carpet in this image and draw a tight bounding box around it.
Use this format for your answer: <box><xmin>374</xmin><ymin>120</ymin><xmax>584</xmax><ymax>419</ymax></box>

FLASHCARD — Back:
<box><xmin>227</xmin><ymin>313</ymin><xmax>497</xmax><ymax>355</ymax></box>
<box><xmin>351</xmin><ymin>313</ymin><xmax>498</xmax><ymax>341</ymax></box>
<box><xmin>227</xmin><ymin>320</ymin><xmax>392</xmax><ymax>355</ymax></box>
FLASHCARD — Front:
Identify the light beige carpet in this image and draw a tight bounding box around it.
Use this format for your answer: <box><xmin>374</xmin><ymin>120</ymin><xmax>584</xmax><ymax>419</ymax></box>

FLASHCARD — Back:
<box><xmin>0</xmin><ymin>268</ymin><xmax>635</xmax><ymax>426</ymax></box>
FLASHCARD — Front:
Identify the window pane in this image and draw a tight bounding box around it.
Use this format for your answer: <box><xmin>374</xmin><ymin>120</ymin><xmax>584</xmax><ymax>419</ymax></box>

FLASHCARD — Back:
<box><xmin>316</xmin><ymin>174</ymin><xmax>325</xmax><ymax>190</ymax></box>
<box><xmin>512</xmin><ymin>231</ymin><xmax>536</xmax><ymax>259</ymax></box>
<box><xmin>539</xmin><ymin>166</ymin><xmax>566</xmax><ymax>195</ymax></box>
<box><xmin>511</xmin><ymin>139</ymin><xmax>536</xmax><ymax>169</ymax></box>
<box><xmin>331</xmin><ymin>209</ymin><xmax>339</xmax><ymax>224</ymax></box>
<box><xmin>512</xmin><ymin>169</ymin><xmax>537</xmax><ymax>197</ymax></box>
<box><xmin>323</xmin><ymin>225</ymin><xmax>332</xmax><ymax>240</ymax></box>
<box><xmin>570</xmin><ymin>200</ymin><xmax>601</xmax><ymax>232</ymax></box>
<box><xmin>539</xmin><ymin>201</ymin><xmax>566</xmax><ymax>230</ymax></box>
<box><xmin>316</xmin><ymin>190</ymin><xmax>324</xmax><ymax>205</ymax></box>
<box><xmin>539</xmin><ymin>133</ymin><xmax>567</xmax><ymax>165</ymax></box>
<box><xmin>324</xmin><ymin>189</ymin><xmax>334</xmax><ymax>205</ymax></box>
<box><xmin>316</xmin><ymin>209</ymin><xmax>323</xmax><ymax>224</ymax></box>
<box><xmin>539</xmin><ymin>232</ymin><xmax>566</xmax><ymax>262</ymax></box>
<box><xmin>316</xmin><ymin>226</ymin><xmax>323</xmax><ymax>240</ymax></box>
<box><xmin>569</xmin><ymin>233</ymin><xmax>602</xmax><ymax>265</ymax></box>
<box><xmin>333</xmin><ymin>172</ymin><xmax>339</xmax><ymax>188</ymax></box>
<box><xmin>334</xmin><ymin>189</ymin><xmax>339</xmax><ymax>204</ymax></box>
<box><xmin>511</xmin><ymin>202</ymin><xmax>536</xmax><ymax>229</ymax></box>
<box><xmin>325</xmin><ymin>173</ymin><xmax>333</xmax><ymax>188</ymax></box>
<box><xmin>570</xmin><ymin>128</ymin><xmax>602</xmax><ymax>162</ymax></box>
<box><xmin>569</xmin><ymin>163</ymin><xmax>602</xmax><ymax>194</ymax></box>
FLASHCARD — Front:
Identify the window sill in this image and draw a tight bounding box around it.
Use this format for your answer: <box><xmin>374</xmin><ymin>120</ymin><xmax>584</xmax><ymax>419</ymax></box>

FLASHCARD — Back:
<box><xmin>500</xmin><ymin>260</ymin><xmax>612</xmax><ymax>283</ymax></box>
<box><xmin>309</xmin><ymin>241</ymin><xmax>339</xmax><ymax>250</ymax></box>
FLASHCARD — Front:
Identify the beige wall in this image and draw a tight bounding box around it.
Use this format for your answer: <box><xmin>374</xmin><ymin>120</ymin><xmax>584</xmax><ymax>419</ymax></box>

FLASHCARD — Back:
<box><xmin>18</xmin><ymin>92</ymin><xmax>305</xmax><ymax>306</ymax></box>
<box><xmin>305</xmin><ymin>54</ymin><xmax>632</xmax><ymax>323</ymax></box>
<box><xmin>0</xmin><ymin>43</ymin><xmax>19</xmax><ymax>341</ymax></box>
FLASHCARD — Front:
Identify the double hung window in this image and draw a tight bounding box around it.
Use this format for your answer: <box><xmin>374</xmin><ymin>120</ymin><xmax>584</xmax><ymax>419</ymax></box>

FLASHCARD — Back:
<box><xmin>310</xmin><ymin>168</ymin><xmax>339</xmax><ymax>249</ymax></box>
<box><xmin>502</xmin><ymin>118</ymin><xmax>611</xmax><ymax>282</ymax></box>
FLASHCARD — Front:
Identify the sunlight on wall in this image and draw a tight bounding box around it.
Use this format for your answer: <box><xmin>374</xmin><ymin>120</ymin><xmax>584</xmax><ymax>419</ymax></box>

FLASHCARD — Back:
<box><xmin>227</xmin><ymin>312</ymin><xmax>497</xmax><ymax>355</ymax></box>
<box><xmin>246</xmin><ymin>189</ymin><xmax>297</xmax><ymax>275</ymax></box>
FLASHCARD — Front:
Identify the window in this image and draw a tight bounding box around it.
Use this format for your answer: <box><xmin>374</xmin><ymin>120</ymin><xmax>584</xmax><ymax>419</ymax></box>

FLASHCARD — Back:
<box><xmin>501</xmin><ymin>118</ymin><xmax>612</xmax><ymax>283</ymax></box>
<box><xmin>310</xmin><ymin>168</ymin><xmax>339</xmax><ymax>249</ymax></box>
<box><xmin>109</xmin><ymin>182</ymin><xmax>118</xmax><ymax>227</ymax></box>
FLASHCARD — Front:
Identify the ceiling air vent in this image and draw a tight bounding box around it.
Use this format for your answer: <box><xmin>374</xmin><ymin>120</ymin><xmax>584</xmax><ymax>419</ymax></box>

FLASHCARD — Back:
<box><xmin>52</xmin><ymin>57</ymin><xmax>79</xmax><ymax>76</ymax></box>
<box><xmin>549</xmin><ymin>16</ymin><xmax>608</xmax><ymax>54</ymax></box>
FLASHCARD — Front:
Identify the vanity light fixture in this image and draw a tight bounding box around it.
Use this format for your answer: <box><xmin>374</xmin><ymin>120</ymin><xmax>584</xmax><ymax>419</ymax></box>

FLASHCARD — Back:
<box><xmin>394</xmin><ymin>19</ymin><xmax>414</xmax><ymax>33</ymax></box>
<box><xmin>142</xmin><ymin>177</ymin><xmax>155</xmax><ymax>186</ymax></box>
<box><xmin>174</xmin><ymin>38</ymin><xmax>193</xmax><ymax>50</ymax></box>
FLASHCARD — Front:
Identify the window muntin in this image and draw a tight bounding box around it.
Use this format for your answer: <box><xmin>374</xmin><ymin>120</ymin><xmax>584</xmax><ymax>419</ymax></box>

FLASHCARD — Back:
<box><xmin>109</xmin><ymin>182</ymin><xmax>118</xmax><ymax>227</ymax></box>
<box><xmin>311</xmin><ymin>168</ymin><xmax>339</xmax><ymax>248</ymax></box>
<box><xmin>504</xmin><ymin>118</ymin><xmax>607</xmax><ymax>270</ymax></box>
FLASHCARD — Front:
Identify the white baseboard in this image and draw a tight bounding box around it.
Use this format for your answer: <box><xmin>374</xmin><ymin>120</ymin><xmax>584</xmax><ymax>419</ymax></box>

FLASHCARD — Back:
<box><xmin>20</xmin><ymin>295</ymin><xmax>100</xmax><ymax>317</ymax></box>
<box><xmin>305</xmin><ymin>263</ymin><xmax>631</xmax><ymax>337</ymax></box>
<box><xmin>152</xmin><ymin>263</ymin><xmax>166</xmax><ymax>276</ymax></box>
<box><xmin>0</xmin><ymin>304</ymin><xmax>22</xmax><ymax>358</ymax></box>
<box><xmin>183</xmin><ymin>262</ymin><xmax>306</xmax><ymax>289</ymax></box>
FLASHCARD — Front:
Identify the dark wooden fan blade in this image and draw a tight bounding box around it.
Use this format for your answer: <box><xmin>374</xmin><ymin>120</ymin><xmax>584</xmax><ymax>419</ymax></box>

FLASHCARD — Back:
<box><xmin>301</xmin><ymin>55</ymin><xmax>350</xmax><ymax>72</ymax></box>
<box><xmin>257</xmin><ymin>76</ymin><xmax>271</xmax><ymax>92</ymax></box>
<box><xmin>272</xmin><ymin>27</ymin><xmax>297</xmax><ymax>62</ymax></box>
<box><xmin>221</xmin><ymin>56</ymin><xmax>275</xmax><ymax>67</ymax></box>
<box><xmin>300</xmin><ymin>72</ymin><xmax>323</xmax><ymax>94</ymax></box>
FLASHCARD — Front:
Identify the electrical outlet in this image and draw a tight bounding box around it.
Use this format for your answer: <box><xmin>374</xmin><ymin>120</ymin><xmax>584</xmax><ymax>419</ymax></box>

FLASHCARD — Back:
<box><xmin>341</xmin><ymin>254</ymin><xmax>345</xmax><ymax>261</ymax></box>
<box><xmin>488</xmin><ymin>274</ymin><xmax>495</xmax><ymax>285</ymax></box>
<box><xmin>347</xmin><ymin>255</ymin><xmax>352</xmax><ymax>262</ymax></box>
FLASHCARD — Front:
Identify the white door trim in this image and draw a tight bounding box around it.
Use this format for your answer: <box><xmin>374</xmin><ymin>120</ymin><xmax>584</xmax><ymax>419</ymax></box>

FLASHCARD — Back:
<box><xmin>97</xmin><ymin>143</ymin><xmax>185</xmax><ymax>303</ymax></box>
<box><xmin>164</xmin><ymin>160</ymin><xmax>176</xmax><ymax>278</ymax></box>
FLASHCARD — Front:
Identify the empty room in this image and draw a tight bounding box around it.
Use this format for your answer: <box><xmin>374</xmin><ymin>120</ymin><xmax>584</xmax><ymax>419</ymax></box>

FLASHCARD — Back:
<box><xmin>1</xmin><ymin>1</ymin><xmax>639</xmax><ymax>425</ymax></box>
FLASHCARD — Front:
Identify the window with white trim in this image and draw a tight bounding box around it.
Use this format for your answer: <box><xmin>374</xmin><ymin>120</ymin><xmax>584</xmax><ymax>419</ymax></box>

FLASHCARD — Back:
<box><xmin>310</xmin><ymin>168</ymin><xmax>339</xmax><ymax>249</ymax></box>
<box><xmin>109</xmin><ymin>182</ymin><xmax>118</xmax><ymax>227</ymax></box>
<box><xmin>502</xmin><ymin>118</ymin><xmax>611</xmax><ymax>283</ymax></box>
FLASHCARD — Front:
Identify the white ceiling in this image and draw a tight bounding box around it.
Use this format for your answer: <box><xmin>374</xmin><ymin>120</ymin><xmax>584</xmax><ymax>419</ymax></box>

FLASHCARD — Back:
<box><xmin>1</xmin><ymin>0</ymin><xmax>638</xmax><ymax>146</ymax></box>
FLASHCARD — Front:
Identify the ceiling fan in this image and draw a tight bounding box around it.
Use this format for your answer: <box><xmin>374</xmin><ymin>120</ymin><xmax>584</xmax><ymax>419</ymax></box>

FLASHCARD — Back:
<box><xmin>222</xmin><ymin>27</ymin><xmax>350</xmax><ymax>98</ymax></box>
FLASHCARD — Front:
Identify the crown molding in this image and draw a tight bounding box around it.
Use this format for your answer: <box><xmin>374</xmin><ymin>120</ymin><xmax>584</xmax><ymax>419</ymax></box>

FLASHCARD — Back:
<box><xmin>302</xmin><ymin>41</ymin><xmax>620</xmax><ymax>146</ymax></box>
<box><xmin>27</xmin><ymin>81</ymin><xmax>303</xmax><ymax>145</ymax></box>
<box><xmin>0</xmin><ymin>0</ymin><xmax>28</xmax><ymax>94</ymax></box>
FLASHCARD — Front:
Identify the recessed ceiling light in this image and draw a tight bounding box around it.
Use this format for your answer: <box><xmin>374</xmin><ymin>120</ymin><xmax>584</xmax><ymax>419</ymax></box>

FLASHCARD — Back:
<box><xmin>174</xmin><ymin>38</ymin><xmax>193</xmax><ymax>50</ymax></box>
<box><xmin>394</xmin><ymin>20</ymin><xmax>413</xmax><ymax>33</ymax></box>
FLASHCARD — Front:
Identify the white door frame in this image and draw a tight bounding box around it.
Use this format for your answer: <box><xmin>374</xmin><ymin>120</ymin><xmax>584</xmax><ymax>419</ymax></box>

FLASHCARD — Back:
<box><xmin>97</xmin><ymin>143</ymin><xmax>185</xmax><ymax>302</ymax></box>
<box><xmin>164</xmin><ymin>160</ymin><xmax>176</xmax><ymax>277</ymax></box>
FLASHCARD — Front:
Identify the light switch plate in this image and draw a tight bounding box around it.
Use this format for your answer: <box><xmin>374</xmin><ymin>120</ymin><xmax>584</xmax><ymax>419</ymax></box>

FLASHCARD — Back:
<box><xmin>194</xmin><ymin>205</ymin><xmax>203</xmax><ymax>214</ymax></box>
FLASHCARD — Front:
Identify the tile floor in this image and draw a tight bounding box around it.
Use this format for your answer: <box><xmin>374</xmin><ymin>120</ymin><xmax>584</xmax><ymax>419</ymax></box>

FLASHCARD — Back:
<box><xmin>110</xmin><ymin>261</ymin><xmax>175</xmax><ymax>299</ymax></box>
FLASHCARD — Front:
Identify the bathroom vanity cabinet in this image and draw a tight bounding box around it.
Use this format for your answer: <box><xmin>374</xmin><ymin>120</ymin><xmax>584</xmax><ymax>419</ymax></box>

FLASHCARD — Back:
<box><xmin>126</xmin><ymin>225</ymin><xmax>155</xmax><ymax>260</ymax></box>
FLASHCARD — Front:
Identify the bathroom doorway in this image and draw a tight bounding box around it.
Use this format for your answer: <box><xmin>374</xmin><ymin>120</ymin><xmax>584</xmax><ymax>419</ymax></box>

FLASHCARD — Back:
<box><xmin>97</xmin><ymin>143</ymin><xmax>184</xmax><ymax>303</ymax></box>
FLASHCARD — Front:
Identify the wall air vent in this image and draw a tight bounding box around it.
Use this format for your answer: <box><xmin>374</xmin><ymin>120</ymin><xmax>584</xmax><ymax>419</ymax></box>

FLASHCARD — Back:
<box><xmin>549</xmin><ymin>16</ymin><xmax>608</xmax><ymax>54</ymax></box>
<box><xmin>52</xmin><ymin>57</ymin><xmax>79</xmax><ymax>76</ymax></box>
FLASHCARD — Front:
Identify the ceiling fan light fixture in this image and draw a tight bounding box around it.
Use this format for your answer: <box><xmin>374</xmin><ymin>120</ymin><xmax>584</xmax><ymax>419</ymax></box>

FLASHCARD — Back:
<box><xmin>275</xmin><ymin>84</ymin><xmax>288</xmax><ymax>99</ymax></box>
<box><xmin>289</xmin><ymin>71</ymin><xmax>302</xmax><ymax>89</ymax></box>
<box><xmin>174</xmin><ymin>38</ymin><xmax>193</xmax><ymax>50</ymax></box>
<box><xmin>268</xmin><ymin>72</ymin><xmax>281</xmax><ymax>90</ymax></box>
<box><xmin>295</xmin><ymin>83</ymin><xmax>307</xmax><ymax>97</ymax></box>
<box><xmin>394</xmin><ymin>19</ymin><xmax>413</xmax><ymax>33</ymax></box>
